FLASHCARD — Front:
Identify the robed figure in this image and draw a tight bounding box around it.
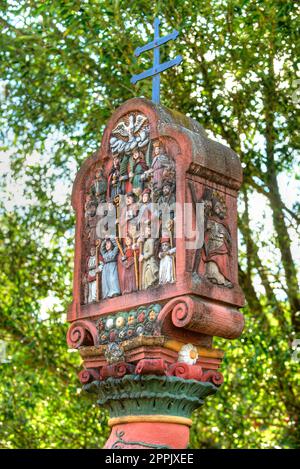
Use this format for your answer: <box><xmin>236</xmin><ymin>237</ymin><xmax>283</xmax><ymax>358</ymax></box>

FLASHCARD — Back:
<box><xmin>119</xmin><ymin>235</ymin><xmax>139</xmax><ymax>294</ymax></box>
<box><xmin>150</xmin><ymin>141</ymin><xmax>171</xmax><ymax>190</ymax></box>
<box><xmin>87</xmin><ymin>246</ymin><xmax>97</xmax><ymax>303</ymax></box>
<box><xmin>202</xmin><ymin>193</ymin><xmax>233</xmax><ymax>288</ymax></box>
<box><xmin>107</xmin><ymin>156</ymin><xmax>122</xmax><ymax>200</ymax></box>
<box><xmin>139</xmin><ymin>226</ymin><xmax>159</xmax><ymax>290</ymax></box>
<box><xmin>158</xmin><ymin>238</ymin><xmax>176</xmax><ymax>285</ymax></box>
<box><xmin>100</xmin><ymin>238</ymin><xmax>121</xmax><ymax>298</ymax></box>
<box><xmin>129</xmin><ymin>149</ymin><xmax>148</xmax><ymax>197</ymax></box>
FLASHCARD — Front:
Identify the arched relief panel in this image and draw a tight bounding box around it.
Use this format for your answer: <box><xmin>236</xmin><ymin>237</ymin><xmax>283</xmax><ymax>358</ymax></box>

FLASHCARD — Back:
<box><xmin>70</xmin><ymin>101</ymin><xmax>190</xmax><ymax>322</ymax></box>
<box><xmin>69</xmin><ymin>97</ymin><xmax>244</xmax><ymax>323</ymax></box>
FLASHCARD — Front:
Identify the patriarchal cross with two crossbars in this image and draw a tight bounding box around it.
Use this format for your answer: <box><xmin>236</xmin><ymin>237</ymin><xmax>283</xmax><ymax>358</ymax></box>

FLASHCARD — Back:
<box><xmin>131</xmin><ymin>17</ymin><xmax>183</xmax><ymax>104</ymax></box>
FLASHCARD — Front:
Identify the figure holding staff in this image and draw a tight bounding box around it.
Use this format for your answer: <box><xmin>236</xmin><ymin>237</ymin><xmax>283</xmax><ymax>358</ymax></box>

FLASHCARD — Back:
<box><xmin>128</xmin><ymin>223</ymin><xmax>140</xmax><ymax>290</ymax></box>
<box><xmin>113</xmin><ymin>194</ymin><xmax>126</xmax><ymax>256</ymax></box>
<box><xmin>168</xmin><ymin>219</ymin><xmax>176</xmax><ymax>282</ymax></box>
<box><xmin>119</xmin><ymin>234</ymin><xmax>139</xmax><ymax>294</ymax></box>
<box><xmin>138</xmin><ymin>237</ymin><xmax>143</xmax><ymax>290</ymax></box>
<box><xmin>113</xmin><ymin>194</ymin><xmax>122</xmax><ymax>239</ymax></box>
<box><xmin>95</xmin><ymin>239</ymin><xmax>102</xmax><ymax>301</ymax></box>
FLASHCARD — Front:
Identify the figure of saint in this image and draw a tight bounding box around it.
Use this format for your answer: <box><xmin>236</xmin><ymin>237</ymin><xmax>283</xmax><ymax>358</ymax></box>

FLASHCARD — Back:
<box><xmin>149</xmin><ymin>141</ymin><xmax>172</xmax><ymax>190</ymax></box>
<box><xmin>119</xmin><ymin>235</ymin><xmax>139</xmax><ymax>294</ymax></box>
<box><xmin>127</xmin><ymin>223</ymin><xmax>139</xmax><ymax>247</ymax></box>
<box><xmin>92</xmin><ymin>168</ymin><xmax>107</xmax><ymax>203</ymax></box>
<box><xmin>85</xmin><ymin>194</ymin><xmax>97</xmax><ymax>221</ymax></box>
<box><xmin>100</xmin><ymin>238</ymin><xmax>121</xmax><ymax>298</ymax></box>
<box><xmin>157</xmin><ymin>181</ymin><xmax>176</xmax><ymax>206</ymax></box>
<box><xmin>82</xmin><ymin>273</ymin><xmax>89</xmax><ymax>304</ymax></box>
<box><xmin>129</xmin><ymin>149</ymin><xmax>148</xmax><ymax>198</ymax></box>
<box><xmin>158</xmin><ymin>238</ymin><xmax>176</xmax><ymax>285</ymax></box>
<box><xmin>87</xmin><ymin>246</ymin><xmax>98</xmax><ymax>303</ymax></box>
<box><xmin>139</xmin><ymin>225</ymin><xmax>159</xmax><ymax>290</ymax></box>
<box><xmin>119</xmin><ymin>153</ymin><xmax>131</xmax><ymax>193</ymax></box>
<box><xmin>136</xmin><ymin>188</ymin><xmax>159</xmax><ymax>238</ymax></box>
<box><xmin>125</xmin><ymin>192</ymin><xmax>138</xmax><ymax>222</ymax></box>
<box><xmin>137</xmin><ymin>188</ymin><xmax>159</xmax><ymax>237</ymax></box>
<box><xmin>124</xmin><ymin>192</ymin><xmax>139</xmax><ymax>238</ymax></box>
<box><xmin>115</xmin><ymin>192</ymin><xmax>139</xmax><ymax>240</ymax></box>
<box><xmin>85</xmin><ymin>194</ymin><xmax>98</xmax><ymax>244</ymax></box>
<box><xmin>157</xmin><ymin>181</ymin><xmax>176</xmax><ymax>238</ymax></box>
<box><xmin>202</xmin><ymin>192</ymin><xmax>233</xmax><ymax>288</ymax></box>
<box><xmin>107</xmin><ymin>156</ymin><xmax>122</xmax><ymax>200</ymax></box>
<box><xmin>137</xmin><ymin>188</ymin><xmax>152</xmax><ymax>228</ymax></box>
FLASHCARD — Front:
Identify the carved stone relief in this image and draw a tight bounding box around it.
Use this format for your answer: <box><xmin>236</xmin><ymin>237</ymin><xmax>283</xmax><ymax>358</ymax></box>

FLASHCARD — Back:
<box><xmin>189</xmin><ymin>182</ymin><xmax>233</xmax><ymax>288</ymax></box>
<box><xmin>82</xmin><ymin>112</ymin><xmax>176</xmax><ymax>304</ymax></box>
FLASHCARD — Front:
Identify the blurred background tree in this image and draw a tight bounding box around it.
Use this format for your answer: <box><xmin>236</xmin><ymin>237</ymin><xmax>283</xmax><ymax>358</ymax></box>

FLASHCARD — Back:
<box><xmin>0</xmin><ymin>0</ymin><xmax>299</xmax><ymax>448</ymax></box>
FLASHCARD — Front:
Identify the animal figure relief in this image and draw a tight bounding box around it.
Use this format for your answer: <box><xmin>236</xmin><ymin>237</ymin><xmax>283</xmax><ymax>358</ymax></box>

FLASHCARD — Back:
<box><xmin>110</xmin><ymin>113</ymin><xmax>149</xmax><ymax>155</ymax></box>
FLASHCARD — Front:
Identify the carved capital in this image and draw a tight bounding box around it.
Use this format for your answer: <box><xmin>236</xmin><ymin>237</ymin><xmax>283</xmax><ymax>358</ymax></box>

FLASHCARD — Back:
<box><xmin>84</xmin><ymin>374</ymin><xmax>218</xmax><ymax>421</ymax></box>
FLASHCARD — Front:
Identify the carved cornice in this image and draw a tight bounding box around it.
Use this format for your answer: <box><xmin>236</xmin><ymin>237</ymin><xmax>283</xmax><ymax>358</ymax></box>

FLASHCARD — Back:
<box><xmin>78</xmin><ymin>337</ymin><xmax>223</xmax><ymax>359</ymax></box>
<box><xmin>68</xmin><ymin>295</ymin><xmax>243</xmax><ymax>358</ymax></box>
<box><xmin>188</xmin><ymin>163</ymin><xmax>241</xmax><ymax>191</ymax></box>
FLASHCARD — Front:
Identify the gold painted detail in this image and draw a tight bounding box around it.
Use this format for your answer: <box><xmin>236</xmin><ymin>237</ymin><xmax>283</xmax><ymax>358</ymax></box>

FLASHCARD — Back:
<box><xmin>108</xmin><ymin>415</ymin><xmax>193</xmax><ymax>427</ymax></box>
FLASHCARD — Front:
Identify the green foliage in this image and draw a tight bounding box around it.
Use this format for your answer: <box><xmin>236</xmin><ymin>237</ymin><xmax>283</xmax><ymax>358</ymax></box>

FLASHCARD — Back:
<box><xmin>191</xmin><ymin>308</ymin><xmax>300</xmax><ymax>448</ymax></box>
<box><xmin>0</xmin><ymin>0</ymin><xmax>299</xmax><ymax>448</ymax></box>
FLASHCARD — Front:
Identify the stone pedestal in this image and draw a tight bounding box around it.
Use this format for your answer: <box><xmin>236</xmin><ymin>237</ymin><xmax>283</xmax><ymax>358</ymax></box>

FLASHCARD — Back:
<box><xmin>67</xmin><ymin>98</ymin><xmax>244</xmax><ymax>448</ymax></box>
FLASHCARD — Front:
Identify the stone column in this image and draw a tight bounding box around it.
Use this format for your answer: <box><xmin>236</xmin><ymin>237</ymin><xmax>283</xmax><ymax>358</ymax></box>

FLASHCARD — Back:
<box><xmin>67</xmin><ymin>98</ymin><xmax>244</xmax><ymax>449</ymax></box>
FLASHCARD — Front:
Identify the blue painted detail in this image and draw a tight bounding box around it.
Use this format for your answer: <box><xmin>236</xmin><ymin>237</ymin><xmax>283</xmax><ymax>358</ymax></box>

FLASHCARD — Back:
<box><xmin>131</xmin><ymin>56</ymin><xmax>183</xmax><ymax>85</ymax></box>
<box><xmin>134</xmin><ymin>30</ymin><xmax>179</xmax><ymax>57</ymax></box>
<box><xmin>131</xmin><ymin>17</ymin><xmax>182</xmax><ymax>104</ymax></box>
<box><xmin>152</xmin><ymin>17</ymin><xmax>160</xmax><ymax>104</ymax></box>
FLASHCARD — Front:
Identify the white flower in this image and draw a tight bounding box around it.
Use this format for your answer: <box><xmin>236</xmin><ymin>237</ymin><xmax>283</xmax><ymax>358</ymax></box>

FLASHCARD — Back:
<box><xmin>105</xmin><ymin>318</ymin><xmax>114</xmax><ymax>330</ymax></box>
<box><xmin>178</xmin><ymin>343</ymin><xmax>198</xmax><ymax>365</ymax></box>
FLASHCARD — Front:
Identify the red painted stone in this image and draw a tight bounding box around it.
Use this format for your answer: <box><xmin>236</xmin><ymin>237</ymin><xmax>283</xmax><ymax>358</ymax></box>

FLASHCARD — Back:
<box><xmin>68</xmin><ymin>97</ymin><xmax>244</xmax><ymax>328</ymax></box>
<box><xmin>201</xmin><ymin>370</ymin><xmax>224</xmax><ymax>386</ymax></box>
<box><xmin>168</xmin><ymin>362</ymin><xmax>203</xmax><ymax>381</ymax></box>
<box><xmin>104</xmin><ymin>422</ymin><xmax>190</xmax><ymax>449</ymax></box>
<box><xmin>135</xmin><ymin>358</ymin><xmax>167</xmax><ymax>375</ymax></box>
<box><xmin>100</xmin><ymin>362</ymin><xmax>135</xmax><ymax>380</ymax></box>
<box><xmin>78</xmin><ymin>368</ymin><xmax>100</xmax><ymax>384</ymax></box>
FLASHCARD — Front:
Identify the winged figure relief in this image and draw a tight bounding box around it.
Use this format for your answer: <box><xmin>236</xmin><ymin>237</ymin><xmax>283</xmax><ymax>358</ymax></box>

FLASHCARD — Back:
<box><xmin>110</xmin><ymin>113</ymin><xmax>150</xmax><ymax>155</ymax></box>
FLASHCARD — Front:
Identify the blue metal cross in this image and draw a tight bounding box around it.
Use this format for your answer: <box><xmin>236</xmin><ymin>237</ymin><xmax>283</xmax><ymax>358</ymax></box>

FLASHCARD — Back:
<box><xmin>130</xmin><ymin>18</ymin><xmax>183</xmax><ymax>104</ymax></box>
